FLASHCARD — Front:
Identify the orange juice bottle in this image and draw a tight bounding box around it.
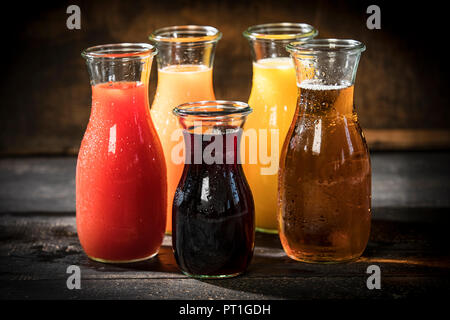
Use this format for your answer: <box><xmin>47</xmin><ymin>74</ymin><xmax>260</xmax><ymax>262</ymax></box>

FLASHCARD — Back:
<box><xmin>149</xmin><ymin>26</ymin><xmax>221</xmax><ymax>233</ymax></box>
<box><xmin>242</xmin><ymin>23</ymin><xmax>318</xmax><ymax>233</ymax></box>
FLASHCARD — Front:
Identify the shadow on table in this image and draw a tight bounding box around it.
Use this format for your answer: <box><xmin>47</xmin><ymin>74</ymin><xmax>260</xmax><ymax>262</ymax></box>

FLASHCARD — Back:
<box><xmin>196</xmin><ymin>210</ymin><xmax>450</xmax><ymax>299</ymax></box>
<box><xmin>78</xmin><ymin>207</ymin><xmax>450</xmax><ymax>298</ymax></box>
<box><xmin>81</xmin><ymin>245</ymin><xmax>180</xmax><ymax>274</ymax></box>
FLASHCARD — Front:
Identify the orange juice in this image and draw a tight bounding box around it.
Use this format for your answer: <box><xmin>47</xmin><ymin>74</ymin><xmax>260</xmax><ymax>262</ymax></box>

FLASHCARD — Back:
<box><xmin>151</xmin><ymin>64</ymin><xmax>215</xmax><ymax>233</ymax></box>
<box><xmin>243</xmin><ymin>57</ymin><xmax>297</xmax><ymax>233</ymax></box>
<box><xmin>242</xmin><ymin>23</ymin><xmax>318</xmax><ymax>233</ymax></box>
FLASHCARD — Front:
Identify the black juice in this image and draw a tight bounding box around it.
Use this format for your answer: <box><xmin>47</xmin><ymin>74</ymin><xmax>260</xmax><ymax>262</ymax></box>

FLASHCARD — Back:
<box><xmin>172</xmin><ymin>128</ymin><xmax>255</xmax><ymax>278</ymax></box>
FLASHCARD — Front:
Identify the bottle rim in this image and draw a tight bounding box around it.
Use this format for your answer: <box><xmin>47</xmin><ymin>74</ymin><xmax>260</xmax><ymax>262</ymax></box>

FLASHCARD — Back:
<box><xmin>149</xmin><ymin>25</ymin><xmax>222</xmax><ymax>45</ymax></box>
<box><xmin>287</xmin><ymin>39</ymin><xmax>366</xmax><ymax>55</ymax></box>
<box><xmin>173</xmin><ymin>100</ymin><xmax>252</xmax><ymax>119</ymax></box>
<box><xmin>243</xmin><ymin>22</ymin><xmax>318</xmax><ymax>41</ymax></box>
<box><xmin>81</xmin><ymin>43</ymin><xmax>157</xmax><ymax>60</ymax></box>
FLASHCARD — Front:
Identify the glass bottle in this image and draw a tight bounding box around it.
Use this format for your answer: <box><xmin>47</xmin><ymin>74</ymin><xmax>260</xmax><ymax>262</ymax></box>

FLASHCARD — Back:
<box><xmin>77</xmin><ymin>43</ymin><xmax>166</xmax><ymax>263</ymax></box>
<box><xmin>279</xmin><ymin>39</ymin><xmax>371</xmax><ymax>263</ymax></box>
<box><xmin>149</xmin><ymin>26</ymin><xmax>222</xmax><ymax>234</ymax></box>
<box><xmin>242</xmin><ymin>23</ymin><xmax>318</xmax><ymax>233</ymax></box>
<box><xmin>172</xmin><ymin>101</ymin><xmax>255</xmax><ymax>278</ymax></box>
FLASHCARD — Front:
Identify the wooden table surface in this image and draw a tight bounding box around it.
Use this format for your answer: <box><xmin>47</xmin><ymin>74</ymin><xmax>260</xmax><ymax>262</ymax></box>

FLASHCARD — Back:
<box><xmin>0</xmin><ymin>152</ymin><xmax>449</xmax><ymax>300</ymax></box>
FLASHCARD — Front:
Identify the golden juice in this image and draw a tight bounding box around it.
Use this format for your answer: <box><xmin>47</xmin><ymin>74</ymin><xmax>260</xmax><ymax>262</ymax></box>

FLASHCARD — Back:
<box><xmin>151</xmin><ymin>65</ymin><xmax>215</xmax><ymax>233</ymax></box>
<box><xmin>243</xmin><ymin>57</ymin><xmax>297</xmax><ymax>232</ymax></box>
<box><xmin>278</xmin><ymin>83</ymin><xmax>371</xmax><ymax>262</ymax></box>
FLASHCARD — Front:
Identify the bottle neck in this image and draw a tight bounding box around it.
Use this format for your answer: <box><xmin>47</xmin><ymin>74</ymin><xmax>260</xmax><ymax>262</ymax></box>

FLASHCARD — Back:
<box><xmin>298</xmin><ymin>83</ymin><xmax>355</xmax><ymax>117</ymax></box>
<box><xmin>291</xmin><ymin>53</ymin><xmax>361</xmax><ymax>118</ymax></box>
<box><xmin>153</xmin><ymin>65</ymin><xmax>215</xmax><ymax>107</ymax></box>
<box><xmin>248</xmin><ymin>39</ymin><xmax>293</xmax><ymax>62</ymax></box>
<box><xmin>86</xmin><ymin>56</ymin><xmax>152</xmax><ymax>86</ymax></box>
<box><xmin>91</xmin><ymin>82</ymin><xmax>150</xmax><ymax>121</ymax></box>
<box><xmin>244</xmin><ymin>23</ymin><xmax>318</xmax><ymax>62</ymax></box>
<box><xmin>183</xmin><ymin>128</ymin><xmax>243</xmax><ymax>166</ymax></box>
<box><xmin>152</xmin><ymin>43</ymin><xmax>217</xmax><ymax>105</ymax></box>
<box><xmin>154</xmin><ymin>42</ymin><xmax>218</xmax><ymax>69</ymax></box>
<box><xmin>291</xmin><ymin>53</ymin><xmax>362</xmax><ymax>92</ymax></box>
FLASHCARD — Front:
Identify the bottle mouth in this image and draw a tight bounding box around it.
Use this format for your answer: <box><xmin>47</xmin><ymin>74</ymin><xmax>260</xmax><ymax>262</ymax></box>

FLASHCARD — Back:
<box><xmin>149</xmin><ymin>25</ymin><xmax>222</xmax><ymax>45</ymax></box>
<box><xmin>173</xmin><ymin>100</ymin><xmax>252</xmax><ymax>120</ymax></box>
<box><xmin>243</xmin><ymin>22</ymin><xmax>318</xmax><ymax>41</ymax></box>
<box><xmin>287</xmin><ymin>39</ymin><xmax>366</xmax><ymax>55</ymax></box>
<box><xmin>81</xmin><ymin>43</ymin><xmax>157</xmax><ymax>60</ymax></box>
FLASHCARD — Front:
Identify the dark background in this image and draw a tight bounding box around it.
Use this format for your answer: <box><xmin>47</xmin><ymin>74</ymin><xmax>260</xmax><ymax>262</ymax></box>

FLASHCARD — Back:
<box><xmin>0</xmin><ymin>1</ymin><xmax>449</xmax><ymax>301</ymax></box>
<box><xmin>1</xmin><ymin>0</ymin><xmax>449</xmax><ymax>155</ymax></box>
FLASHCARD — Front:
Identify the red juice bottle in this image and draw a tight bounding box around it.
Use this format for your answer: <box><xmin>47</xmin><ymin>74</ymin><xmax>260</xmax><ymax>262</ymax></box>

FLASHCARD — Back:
<box><xmin>77</xmin><ymin>44</ymin><xmax>166</xmax><ymax>263</ymax></box>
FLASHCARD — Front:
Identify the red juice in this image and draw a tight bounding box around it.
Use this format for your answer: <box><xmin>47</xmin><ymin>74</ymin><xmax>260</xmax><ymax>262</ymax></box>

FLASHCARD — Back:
<box><xmin>76</xmin><ymin>81</ymin><xmax>167</xmax><ymax>263</ymax></box>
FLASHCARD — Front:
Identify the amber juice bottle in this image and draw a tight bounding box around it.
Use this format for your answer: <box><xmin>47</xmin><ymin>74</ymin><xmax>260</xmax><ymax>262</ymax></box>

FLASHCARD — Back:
<box><xmin>279</xmin><ymin>39</ymin><xmax>371</xmax><ymax>263</ymax></box>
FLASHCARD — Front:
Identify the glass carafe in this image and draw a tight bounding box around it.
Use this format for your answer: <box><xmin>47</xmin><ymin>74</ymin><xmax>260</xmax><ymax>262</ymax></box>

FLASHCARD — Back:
<box><xmin>279</xmin><ymin>39</ymin><xmax>371</xmax><ymax>263</ymax></box>
<box><xmin>77</xmin><ymin>43</ymin><xmax>166</xmax><ymax>263</ymax></box>
<box><xmin>242</xmin><ymin>23</ymin><xmax>318</xmax><ymax>233</ymax></box>
<box><xmin>172</xmin><ymin>101</ymin><xmax>255</xmax><ymax>278</ymax></box>
<box><xmin>149</xmin><ymin>26</ymin><xmax>222</xmax><ymax>234</ymax></box>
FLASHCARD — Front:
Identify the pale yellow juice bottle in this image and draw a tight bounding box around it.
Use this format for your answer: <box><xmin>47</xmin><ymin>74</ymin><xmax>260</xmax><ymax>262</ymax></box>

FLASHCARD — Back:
<box><xmin>149</xmin><ymin>26</ymin><xmax>221</xmax><ymax>233</ymax></box>
<box><xmin>242</xmin><ymin>23</ymin><xmax>318</xmax><ymax>233</ymax></box>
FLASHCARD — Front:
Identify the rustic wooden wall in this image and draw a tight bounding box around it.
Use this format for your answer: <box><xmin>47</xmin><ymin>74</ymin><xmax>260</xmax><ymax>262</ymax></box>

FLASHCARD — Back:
<box><xmin>1</xmin><ymin>0</ymin><xmax>449</xmax><ymax>155</ymax></box>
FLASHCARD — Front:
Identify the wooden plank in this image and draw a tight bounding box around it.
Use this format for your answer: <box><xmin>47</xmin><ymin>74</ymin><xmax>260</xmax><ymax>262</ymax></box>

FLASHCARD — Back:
<box><xmin>0</xmin><ymin>158</ymin><xmax>76</xmax><ymax>213</ymax></box>
<box><xmin>365</xmin><ymin>129</ymin><xmax>450</xmax><ymax>151</ymax></box>
<box><xmin>4</xmin><ymin>130</ymin><xmax>449</xmax><ymax>156</ymax></box>
<box><xmin>1</xmin><ymin>153</ymin><xmax>449</xmax><ymax>213</ymax></box>
<box><xmin>1</xmin><ymin>154</ymin><xmax>449</xmax><ymax>299</ymax></box>
<box><xmin>0</xmin><ymin>211</ymin><xmax>449</xmax><ymax>300</ymax></box>
<box><xmin>2</xmin><ymin>277</ymin><xmax>447</xmax><ymax>300</ymax></box>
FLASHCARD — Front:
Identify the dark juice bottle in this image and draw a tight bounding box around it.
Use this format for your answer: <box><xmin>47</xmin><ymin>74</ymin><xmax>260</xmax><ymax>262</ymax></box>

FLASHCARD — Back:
<box><xmin>172</xmin><ymin>101</ymin><xmax>255</xmax><ymax>278</ymax></box>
